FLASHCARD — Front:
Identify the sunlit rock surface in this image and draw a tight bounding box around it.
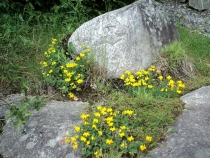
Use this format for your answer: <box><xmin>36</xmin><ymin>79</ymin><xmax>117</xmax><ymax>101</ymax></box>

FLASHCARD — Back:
<box><xmin>69</xmin><ymin>0</ymin><xmax>179</xmax><ymax>78</ymax></box>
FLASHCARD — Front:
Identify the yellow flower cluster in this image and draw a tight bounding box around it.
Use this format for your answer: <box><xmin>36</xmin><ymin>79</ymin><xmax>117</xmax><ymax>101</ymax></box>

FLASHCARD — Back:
<box><xmin>40</xmin><ymin>41</ymin><xmax>92</xmax><ymax>100</ymax></box>
<box><xmin>139</xmin><ymin>136</ymin><xmax>153</xmax><ymax>151</ymax></box>
<box><xmin>120</xmin><ymin>65</ymin><xmax>157</xmax><ymax>88</ymax></box>
<box><xmin>120</xmin><ymin>65</ymin><xmax>186</xmax><ymax>96</ymax></box>
<box><xmin>40</xmin><ymin>38</ymin><xmax>58</xmax><ymax>76</ymax></box>
<box><xmin>160</xmin><ymin>76</ymin><xmax>185</xmax><ymax>94</ymax></box>
<box><xmin>64</xmin><ymin>105</ymin><xmax>144</xmax><ymax>157</ymax></box>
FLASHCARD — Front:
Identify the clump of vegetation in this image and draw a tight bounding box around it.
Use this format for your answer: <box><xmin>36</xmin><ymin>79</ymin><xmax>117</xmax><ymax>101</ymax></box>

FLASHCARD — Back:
<box><xmin>156</xmin><ymin>41</ymin><xmax>195</xmax><ymax>79</ymax></box>
<box><xmin>120</xmin><ymin>65</ymin><xmax>185</xmax><ymax>98</ymax></box>
<box><xmin>64</xmin><ymin>106</ymin><xmax>153</xmax><ymax>157</ymax></box>
<box><xmin>40</xmin><ymin>39</ymin><xmax>92</xmax><ymax>100</ymax></box>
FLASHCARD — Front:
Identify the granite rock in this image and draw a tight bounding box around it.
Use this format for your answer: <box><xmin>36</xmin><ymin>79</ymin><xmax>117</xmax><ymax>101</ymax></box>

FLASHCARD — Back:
<box><xmin>68</xmin><ymin>0</ymin><xmax>179</xmax><ymax>78</ymax></box>
<box><xmin>0</xmin><ymin>96</ymin><xmax>88</xmax><ymax>158</ymax></box>
<box><xmin>189</xmin><ymin>0</ymin><xmax>210</xmax><ymax>11</ymax></box>
<box><xmin>145</xmin><ymin>86</ymin><xmax>210</xmax><ymax>158</ymax></box>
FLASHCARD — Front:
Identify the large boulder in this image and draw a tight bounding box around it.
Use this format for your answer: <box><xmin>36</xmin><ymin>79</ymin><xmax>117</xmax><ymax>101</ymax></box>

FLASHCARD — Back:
<box><xmin>68</xmin><ymin>0</ymin><xmax>179</xmax><ymax>78</ymax></box>
<box><xmin>189</xmin><ymin>0</ymin><xmax>210</xmax><ymax>11</ymax></box>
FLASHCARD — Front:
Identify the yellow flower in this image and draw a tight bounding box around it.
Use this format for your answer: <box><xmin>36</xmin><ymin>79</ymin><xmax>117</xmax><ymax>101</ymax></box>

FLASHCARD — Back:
<box><xmin>94</xmin><ymin>112</ymin><xmax>101</xmax><ymax>118</ymax></box>
<box><xmin>64</xmin><ymin>137</ymin><xmax>70</xmax><ymax>143</ymax></box>
<box><xmin>106</xmin><ymin>117</ymin><xmax>113</xmax><ymax>123</ymax></box>
<box><xmin>52</xmin><ymin>38</ymin><xmax>57</xmax><ymax>43</ymax></box>
<box><xmin>123</xmin><ymin>110</ymin><xmax>133</xmax><ymax>115</ymax></box>
<box><xmin>72</xmin><ymin>142</ymin><xmax>78</xmax><ymax>149</ymax></box>
<box><xmin>77</xmin><ymin>79</ymin><xmax>83</xmax><ymax>84</ymax></box>
<box><xmin>84</xmin><ymin>121</ymin><xmax>89</xmax><ymax>125</ymax></box>
<box><xmin>125</xmin><ymin>70</ymin><xmax>131</xmax><ymax>75</ymax></box>
<box><xmin>81</xmin><ymin>114</ymin><xmax>89</xmax><ymax>120</ymax></box>
<box><xmin>85</xmin><ymin>49</ymin><xmax>90</xmax><ymax>52</ymax></box>
<box><xmin>120</xmin><ymin>126</ymin><xmax>126</xmax><ymax>130</ymax></box>
<box><xmin>119</xmin><ymin>132</ymin><xmax>125</xmax><ymax>137</ymax></box>
<box><xmin>83</xmin><ymin>132</ymin><xmax>90</xmax><ymax>137</ymax></box>
<box><xmin>76</xmin><ymin>57</ymin><xmax>80</xmax><ymax>61</ymax></box>
<box><xmin>177</xmin><ymin>89</ymin><xmax>182</xmax><ymax>94</ymax></box>
<box><xmin>143</xmin><ymin>70</ymin><xmax>149</xmax><ymax>75</ymax></box>
<box><xmin>97</xmin><ymin>105</ymin><xmax>102</xmax><ymax>110</ymax></box>
<box><xmin>91</xmin><ymin>136</ymin><xmax>95</xmax><ymax>140</ymax></box>
<box><xmin>101</xmin><ymin>108</ymin><xmax>107</xmax><ymax>115</ymax></box>
<box><xmin>136</xmin><ymin>71</ymin><xmax>143</xmax><ymax>77</ymax></box>
<box><xmin>93</xmin><ymin>118</ymin><xmax>99</xmax><ymax>124</ymax></box>
<box><xmin>167</xmin><ymin>75</ymin><xmax>172</xmax><ymax>80</ymax></box>
<box><xmin>80</xmin><ymin>53</ymin><xmax>85</xmax><ymax>57</ymax></box>
<box><xmin>98</xmin><ymin>131</ymin><xmax>103</xmax><ymax>136</ymax></box>
<box><xmin>145</xmin><ymin>76</ymin><xmax>149</xmax><ymax>81</ymax></box>
<box><xmin>140</xmin><ymin>144</ymin><xmax>147</xmax><ymax>151</ymax></box>
<box><xmin>127</xmin><ymin>136</ymin><xmax>134</xmax><ymax>142</ymax></box>
<box><xmin>71</xmin><ymin>136</ymin><xmax>77</xmax><ymax>142</ymax></box>
<box><xmin>74</xmin><ymin>126</ymin><xmax>80</xmax><ymax>132</ymax></box>
<box><xmin>120</xmin><ymin>74</ymin><xmax>125</xmax><ymax>80</ymax></box>
<box><xmin>86</xmin><ymin>141</ymin><xmax>90</xmax><ymax>145</ymax></box>
<box><xmin>161</xmin><ymin>88</ymin><xmax>164</xmax><ymax>92</ymax></box>
<box><xmin>94</xmin><ymin>151</ymin><xmax>99</xmax><ymax>156</ymax></box>
<box><xmin>49</xmin><ymin>69</ymin><xmax>53</xmax><ymax>73</ymax></box>
<box><xmin>63</xmin><ymin>69</ymin><xmax>68</xmax><ymax>74</ymax></box>
<box><xmin>120</xmin><ymin>142</ymin><xmax>125</xmax><ymax>148</ymax></box>
<box><xmin>108</xmin><ymin>122</ymin><xmax>113</xmax><ymax>127</ymax></box>
<box><xmin>40</xmin><ymin>61</ymin><xmax>48</xmax><ymax>67</ymax></box>
<box><xmin>68</xmin><ymin>92</ymin><xmax>75</xmax><ymax>99</ymax></box>
<box><xmin>142</xmin><ymin>80</ymin><xmax>147</xmax><ymax>86</ymax></box>
<box><xmin>92</xmin><ymin>124</ymin><xmax>97</xmax><ymax>130</ymax></box>
<box><xmin>107</xmin><ymin>108</ymin><xmax>113</xmax><ymax>113</ymax></box>
<box><xmin>158</xmin><ymin>75</ymin><xmax>163</xmax><ymax>81</ymax></box>
<box><xmin>51</xmin><ymin>61</ymin><xmax>56</xmax><ymax>65</ymax></box>
<box><xmin>51</xmin><ymin>49</ymin><xmax>56</xmax><ymax>53</ymax></box>
<box><xmin>66</xmin><ymin>62</ymin><xmax>77</xmax><ymax>68</ymax></box>
<box><xmin>156</xmin><ymin>70</ymin><xmax>161</xmax><ymax>74</ymax></box>
<box><xmin>106</xmin><ymin>139</ymin><xmax>113</xmax><ymax>145</ymax></box>
<box><xmin>65</xmin><ymin>78</ymin><xmax>71</xmax><ymax>82</ymax></box>
<box><xmin>80</xmin><ymin>136</ymin><xmax>86</xmax><ymax>142</ymax></box>
<box><xmin>148</xmin><ymin>85</ymin><xmax>153</xmax><ymax>89</ymax></box>
<box><xmin>110</xmin><ymin>127</ymin><xmax>116</xmax><ymax>132</ymax></box>
<box><xmin>146</xmin><ymin>136</ymin><xmax>152</xmax><ymax>142</ymax></box>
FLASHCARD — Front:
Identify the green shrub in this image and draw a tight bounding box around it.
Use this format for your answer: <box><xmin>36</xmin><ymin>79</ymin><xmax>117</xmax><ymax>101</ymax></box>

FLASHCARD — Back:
<box><xmin>40</xmin><ymin>39</ymin><xmax>91</xmax><ymax>99</ymax></box>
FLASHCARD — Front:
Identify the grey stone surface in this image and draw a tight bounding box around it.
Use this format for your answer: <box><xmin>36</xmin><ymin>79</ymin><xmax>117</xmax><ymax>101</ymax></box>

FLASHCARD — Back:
<box><xmin>68</xmin><ymin>0</ymin><xmax>179</xmax><ymax>78</ymax></box>
<box><xmin>0</xmin><ymin>97</ymin><xmax>88</xmax><ymax>158</ymax></box>
<box><xmin>189</xmin><ymin>0</ymin><xmax>210</xmax><ymax>11</ymax></box>
<box><xmin>145</xmin><ymin>86</ymin><xmax>210</xmax><ymax>158</ymax></box>
<box><xmin>163</xmin><ymin>0</ymin><xmax>210</xmax><ymax>38</ymax></box>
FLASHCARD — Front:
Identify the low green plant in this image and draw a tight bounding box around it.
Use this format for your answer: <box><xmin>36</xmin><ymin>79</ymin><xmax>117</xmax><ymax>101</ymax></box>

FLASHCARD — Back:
<box><xmin>64</xmin><ymin>105</ymin><xmax>153</xmax><ymax>157</ymax></box>
<box><xmin>178</xmin><ymin>27</ymin><xmax>210</xmax><ymax>76</ymax></box>
<box><xmin>6</xmin><ymin>95</ymin><xmax>45</xmax><ymax>131</ymax></box>
<box><xmin>156</xmin><ymin>41</ymin><xmax>195</xmax><ymax>78</ymax></box>
<box><xmin>119</xmin><ymin>65</ymin><xmax>185</xmax><ymax>98</ymax></box>
<box><xmin>40</xmin><ymin>39</ymin><xmax>91</xmax><ymax>99</ymax></box>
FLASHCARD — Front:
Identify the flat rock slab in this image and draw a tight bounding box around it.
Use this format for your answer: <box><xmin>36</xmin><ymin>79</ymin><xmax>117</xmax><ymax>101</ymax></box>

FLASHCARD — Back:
<box><xmin>0</xmin><ymin>96</ymin><xmax>88</xmax><ymax>158</ymax></box>
<box><xmin>145</xmin><ymin>86</ymin><xmax>210</xmax><ymax>158</ymax></box>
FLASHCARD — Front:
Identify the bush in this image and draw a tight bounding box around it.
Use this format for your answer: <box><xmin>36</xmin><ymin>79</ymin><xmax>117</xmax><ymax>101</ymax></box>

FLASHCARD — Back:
<box><xmin>64</xmin><ymin>105</ymin><xmax>153</xmax><ymax>157</ymax></box>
